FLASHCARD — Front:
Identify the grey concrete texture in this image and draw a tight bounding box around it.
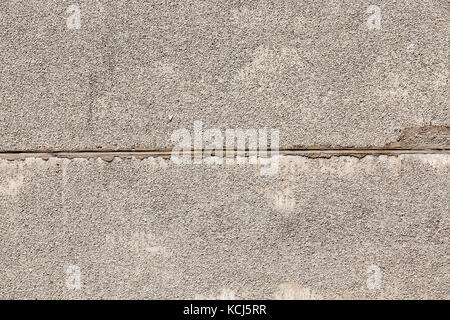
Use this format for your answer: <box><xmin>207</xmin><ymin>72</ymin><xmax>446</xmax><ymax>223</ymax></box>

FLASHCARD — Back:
<box><xmin>1</xmin><ymin>0</ymin><xmax>449</xmax><ymax>151</ymax></box>
<box><xmin>0</xmin><ymin>154</ymin><xmax>448</xmax><ymax>299</ymax></box>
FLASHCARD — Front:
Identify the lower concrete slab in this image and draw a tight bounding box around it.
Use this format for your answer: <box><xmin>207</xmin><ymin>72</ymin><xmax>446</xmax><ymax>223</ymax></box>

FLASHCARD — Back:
<box><xmin>0</xmin><ymin>154</ymin><xmax>448</xmax><ymax>299</ymax></box>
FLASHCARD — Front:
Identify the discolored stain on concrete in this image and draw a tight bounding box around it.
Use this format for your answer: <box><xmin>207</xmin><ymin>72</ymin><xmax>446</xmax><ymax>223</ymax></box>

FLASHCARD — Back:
<box><xmin>387</xmin><ymin>126</ymin><xmax>450</xmax><ymax>149</ymax></box>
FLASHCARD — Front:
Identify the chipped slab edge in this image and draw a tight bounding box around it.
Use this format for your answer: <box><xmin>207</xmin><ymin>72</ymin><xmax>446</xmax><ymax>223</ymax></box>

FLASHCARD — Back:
<box><xmin>0</xmin><ymin>153</ymin><xmax>448</xmax><ymax>170</ymax></box>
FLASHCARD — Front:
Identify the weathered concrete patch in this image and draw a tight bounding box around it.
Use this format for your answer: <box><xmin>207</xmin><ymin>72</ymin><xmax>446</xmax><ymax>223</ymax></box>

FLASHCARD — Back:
<box><xmin>0</xmin><ymin>155</ymin><xmax>448</xmax><ymax>299</ymax></box>
<box><xmin>387</xmin><ymin>126</ymin><xmax>450</xmax><ymax>149</ymax></box>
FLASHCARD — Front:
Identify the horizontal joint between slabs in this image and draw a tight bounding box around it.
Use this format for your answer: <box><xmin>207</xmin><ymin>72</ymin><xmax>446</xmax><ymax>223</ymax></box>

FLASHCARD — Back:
<box><xmin>0</xmin><ymin>148</ymin><xmax>448</xmax><ymax>160</ymax></box>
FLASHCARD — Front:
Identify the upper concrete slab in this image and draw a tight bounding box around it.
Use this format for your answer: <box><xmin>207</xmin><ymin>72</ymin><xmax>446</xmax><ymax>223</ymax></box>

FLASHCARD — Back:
<box><xmin>1</xmin><ymin>0</ymin><xmax>448</xmax><ymax>151</ymax></box>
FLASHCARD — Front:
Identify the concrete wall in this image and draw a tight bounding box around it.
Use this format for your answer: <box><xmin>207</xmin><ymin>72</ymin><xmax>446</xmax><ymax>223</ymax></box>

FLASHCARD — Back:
<box><xmin>0</xmin><ymin>1</ymin><xmax>448</xmax><ymax>299</ymax></box>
